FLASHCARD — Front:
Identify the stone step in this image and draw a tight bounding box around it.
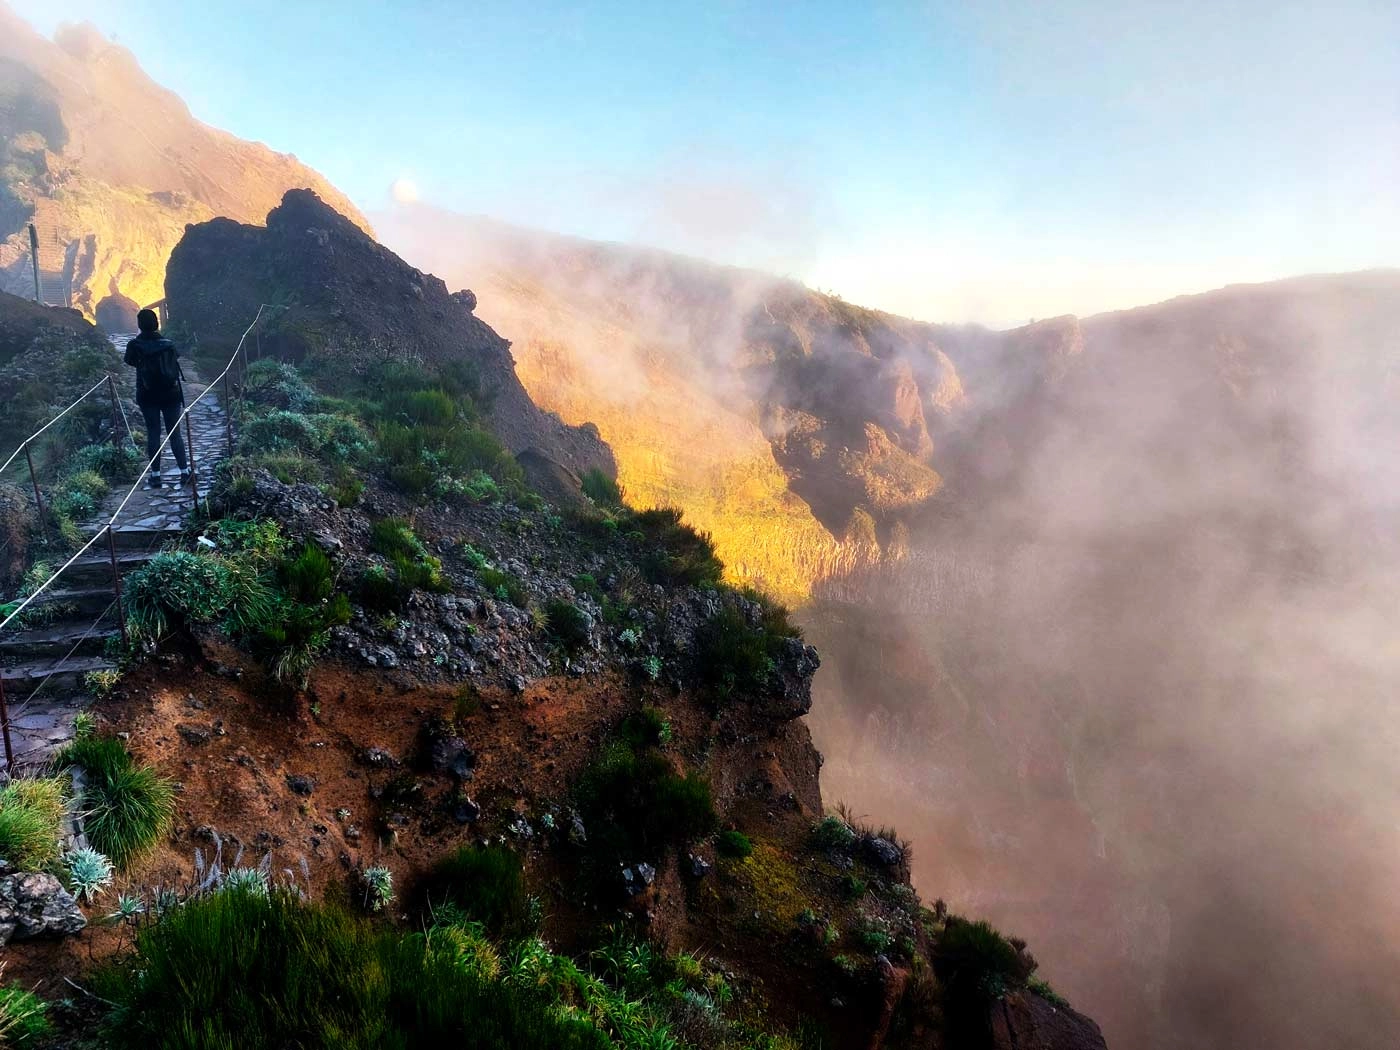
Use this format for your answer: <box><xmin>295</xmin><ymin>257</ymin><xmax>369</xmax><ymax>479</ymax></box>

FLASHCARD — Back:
<box><xmin>0</xmin><ymin>655</ymin><xmax>114</xmax><ymax>696</ymax></box>
<box><xmin>0</xmin><ymin>623</ymin><xmax>120</xmax><ymax>660</ymax></box>
<box><xmin>59</xmin><ymin>549</ymin><xmax>159</xmax><ymax>587</ymax></box>
<box><xmin>7</xmin><ymin>696</ymin><xmax>88</xmax><ymax>769</ymax></box>
<box><xmin>22</xmin><ymin>586</ymin><xmax>119</xmax><ymax>618</ymax></box>
<box><xmin>107</xmin><ymin>525</ymin><xmax>178</xmax><ymax>551</ymax></box>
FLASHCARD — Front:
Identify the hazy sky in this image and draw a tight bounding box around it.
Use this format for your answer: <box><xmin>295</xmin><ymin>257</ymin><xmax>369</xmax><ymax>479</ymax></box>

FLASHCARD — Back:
<box><xmin>12</xmin><ymin>0</ymin><xmax>1400</xmax><ymax>325</ymax></box>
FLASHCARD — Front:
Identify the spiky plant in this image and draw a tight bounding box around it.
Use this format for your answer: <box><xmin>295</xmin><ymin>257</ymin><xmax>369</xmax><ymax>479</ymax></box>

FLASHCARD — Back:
<box><xmin>221</xmin><ymin>866</ymin><xmax>270</xmax><ymax>898</ymax></box>
<box><xmin>363</xmin><ymin>865</ymin><xmax>394</xmax><ymax>912</ymax></box>
<box><xmin>66</xmin><ymin>847</ymin><xmax>114</xmax><ymax>902</ymax></box>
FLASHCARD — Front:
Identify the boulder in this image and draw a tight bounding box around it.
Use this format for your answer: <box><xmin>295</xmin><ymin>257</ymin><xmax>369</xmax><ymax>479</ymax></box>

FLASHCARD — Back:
<box><xmin>989</xmin><ymin>991</ymin><xmax>1108</xmax><ymax>1050</ymax></box>
<box><xmin>0</xmin><ymin>872</ymin><xmax>86</xmax><ymax>945</ymax></box>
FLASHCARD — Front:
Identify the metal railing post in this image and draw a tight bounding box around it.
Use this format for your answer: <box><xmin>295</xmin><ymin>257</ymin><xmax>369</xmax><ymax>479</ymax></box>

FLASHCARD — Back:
<box><xmin>23</xmin><ymin>440</ymin><xmax>48</xmax><ymax>543</ymax></box>
<box><xmin>184</xmin><ymin>407</ymin><xmax>199</xmax><ymax>516</ymax></box>
<box><xmin>222</xmin><ymin>371</ymin><xmax>234</xmax><ymax>453</ymax></box>
<box><xmin>106</xmin><ymin>374</ymin><xmax>125</xmax><ymax>445</ymax></box>
<box><xmin>105</xmin><ymin>524</ymin><xmax>129</xmax><ymax>648</ymax></box>
<box><xmin>0</xmin><ymin>673</ymin><xmax>12</xmax><ymax>774</ymax></box>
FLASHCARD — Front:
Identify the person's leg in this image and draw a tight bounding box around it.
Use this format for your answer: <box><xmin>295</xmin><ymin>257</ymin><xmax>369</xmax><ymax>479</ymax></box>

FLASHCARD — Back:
<box><xmin>140</xmin><ymin>402</ymin><xmax>163</xmax><ymax>473</ymax></box>
<box><xmin>162</xmin><ymin>402</ymin><xmax>189</xmax><ymax>472</ymax></box>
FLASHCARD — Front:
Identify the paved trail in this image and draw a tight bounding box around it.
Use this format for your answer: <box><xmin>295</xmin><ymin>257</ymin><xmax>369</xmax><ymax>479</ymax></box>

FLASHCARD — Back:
<box><xmin>0</xmin><ymin>340</ymin><xmax>232</xmax><ymax>768</ymax></box>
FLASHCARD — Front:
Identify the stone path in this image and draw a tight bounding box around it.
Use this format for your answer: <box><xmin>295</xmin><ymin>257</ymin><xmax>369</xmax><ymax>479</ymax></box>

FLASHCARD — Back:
<box><xmin>0</xmin><ymin>347</ymin><xmax>233</xmax><ymax>769</ymax></box>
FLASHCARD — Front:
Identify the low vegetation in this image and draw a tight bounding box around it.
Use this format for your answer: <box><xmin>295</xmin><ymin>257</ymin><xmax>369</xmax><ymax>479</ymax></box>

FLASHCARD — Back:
<box><xmin>98</xmin><ymin>888</ymin><xmax>609</xmax><ymax>1050</ymax></box>
<box><xmin>53</xmin><ymin>732</ymin><xmax>175</xmax><ymax>869</ymax></box>
<box><xmin>0</xmin><ymin>776</ymin><xmax>66</xmax><ymax>871</ymax></box>
<box><xmin>425</xmin><ymin>846</ymin><xmax>533</xmax><ymax>939</ymax></box>
<box><xmin>0</xmin><ymin>964</ymin><xmax>52</xmax><ymax>1047</ymax></box>
<box><xmin>575</xmin><ymin>712</ymin><xmax>717</xmax><ymax>866</ymax></box>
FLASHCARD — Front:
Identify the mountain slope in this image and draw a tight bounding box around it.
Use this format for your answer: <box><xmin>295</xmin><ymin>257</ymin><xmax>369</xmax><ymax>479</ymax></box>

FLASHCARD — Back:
<box><xmin>0</xmin><ymin>6</ymin><xmax>368</xmax><ymax>324</ymax></box>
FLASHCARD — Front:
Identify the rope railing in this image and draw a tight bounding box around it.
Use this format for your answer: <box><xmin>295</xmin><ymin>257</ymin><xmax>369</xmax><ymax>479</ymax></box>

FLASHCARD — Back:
<box><xmin>0</xmin><ymin>303</ymin><xmax>280</xmax><ymax>770</ymax></box>
<box><xmin>0</xmin><ymin>375</ymin><xmax>114</xmax><ymax>477</ymax></box>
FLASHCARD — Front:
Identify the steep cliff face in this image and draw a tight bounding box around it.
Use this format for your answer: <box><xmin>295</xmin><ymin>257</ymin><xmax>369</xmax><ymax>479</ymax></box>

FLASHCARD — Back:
<box><xmin>0</xmin><ymin>6</ymin><xmax>369</xmax><ymax>323</ymax></box>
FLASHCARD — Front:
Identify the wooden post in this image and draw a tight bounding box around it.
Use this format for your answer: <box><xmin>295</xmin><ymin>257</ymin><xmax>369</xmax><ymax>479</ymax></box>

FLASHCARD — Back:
<box><xmin>23</xmin><ymin>440</ymin><xmax>48</xmax><ymax>543</ymax></box>
<box><xmin>106</xmin><ymin>374</ymin><xmax>125</xmax><ymax>445</ymax></box>
<box><xmin>0</xmin><ymin>672</ymin><xmax>12</xmax><ymax>774</ymax></box>
<box><xmin>184</xmin><ymin>407</ymin><xmax>199</xmax><ymax>515</ymax></box>
<box><xmin>222</xmin><ymin>372</ymin><xmax>234</xmax><ymax>453</ymax></box>
<box><xmin>27</xmin><ymin>223</ymin><xmax>40</xmax><ymax>304</ymax></box>
<box><xmin>105</xmin><ymin>524</ymin><xmax>129</xmax><ymax>648</ymax></box>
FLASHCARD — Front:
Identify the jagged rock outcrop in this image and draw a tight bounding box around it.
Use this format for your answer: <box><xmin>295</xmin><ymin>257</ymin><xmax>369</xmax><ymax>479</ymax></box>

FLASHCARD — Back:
<box><xmin>165</xmin><ymin>190</ymin><xmax>615</xmax><ymax>492</ymax></box>
<box><xmin>990</xmin><ymin>992</ymin><xmax>1108</xmax><ymax>1050</ymax></box>
<box><xmin>0</xmin><ymin>7</ymin><xmax>370</xmax><ymax>319</ymax></box>
<box><xmin>0</xmin><ymin>871</ymin><xmax>87</xmax><ymax>945</ymax></box>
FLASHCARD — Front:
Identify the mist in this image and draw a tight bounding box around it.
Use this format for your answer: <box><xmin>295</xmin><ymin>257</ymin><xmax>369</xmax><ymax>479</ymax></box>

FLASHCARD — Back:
<box><xmin>376</xmin><ymin>198</ymin><xmax>1400</xmax><ymax>1047</ymax></box>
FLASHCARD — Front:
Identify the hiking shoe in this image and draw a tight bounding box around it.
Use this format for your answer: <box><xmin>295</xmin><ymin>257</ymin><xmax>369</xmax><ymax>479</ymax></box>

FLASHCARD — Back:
<box><xmin>145</xmin><ymin>471</ymin><xmax>163</xmax><ymax>489</ymax></box>
<box><xmin>178</xmin><ymin>468</ymin><xmax>192</xmax><ymax>486</ymax></box>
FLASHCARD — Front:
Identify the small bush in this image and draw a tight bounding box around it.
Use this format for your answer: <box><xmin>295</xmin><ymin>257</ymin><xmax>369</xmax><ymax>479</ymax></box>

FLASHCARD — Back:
<box><xmin>581</xmin><ymin>468</ymin><xmax>622</xmax><ymax>507</ymax></box>
<box><xmin>279</xmin><ymin>543</ymin><xmax>336</xmax><ymax>604</ymax></box>
<box><xmin>631</xmin><ymin>507</ymin><xmax>724</xmax><ymax>587</ymax></box>
<box><xmin>717</xmin><ymin>830</ymin><xmax>754</xmax><ymax>859</ymax></box>
<box><xmin>0</xmin><ymin>777</ymin><xmax>66</xmax><ymax>870</ymax></box>
<box><xmin>123</xmin><ymin>550</ymin><xmax>275</xmax><ymax>641</ymax></box>
<box><xmin>239</xmin><ymin>409</ymin><xmax>320</xmax><ymax>455</ymax></box>
<box><xmin>244</xmin><ymin>360</ymin><xmax>317</xmax><ymax>412</ymax></box>
<box><xmin>544</xmin><ymin>600</ymin><xmax>591</xmax><ymax>652</ymax></box>
<box><xmin>696</xmin><ymin>605</ymin><xmax>775</xmax><ymax>700</ymax></box>
<box><xmin>478</xmin><ymin>566</ymin><xmax>527</xmax><ymax>607</ymax></box>
<box><xmin>811</xmin><ymin>815</ymin><xmax>857</xmax><ymax>852</ymax></box>
<box><xmin>0</xmin><ymin>978</ymin><xmax>52</xmax><ymax>1047</ymax></box>
<box><xmin>933</xmin><ymin>917</ymin><xmax>1037</xmax><ymax>1005</ymax></box>
<box><xmin>69</xmin><ymin>442</ymin><xmax>143</xmax><ymax>484</ymax></box>
<box><xmin>575</xmin><ymin>730</ymin><xmax>717</xmax><ymax>864</ymax></box>
<box><xmin>427</xmin><ymin>846</ymin><xmax>532</xmax><ymax>938</ymax></box>
<box><xmin>53</xmin><ymin>735</ymin><xmax>175</xmax><ymax>869</ymax></box>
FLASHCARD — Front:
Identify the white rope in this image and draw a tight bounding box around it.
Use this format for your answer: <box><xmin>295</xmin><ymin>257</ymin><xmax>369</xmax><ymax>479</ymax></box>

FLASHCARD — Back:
<box><xmin>0</xmin><ymin>376</ymin><xmax>111</xmax><ymax>477</ymax></box>
<box><xmin>114</xmin><ymin>382</ymin><xmax>138</xmax><ymax>449</ymax></box>
<box><xmin>1</xmin><ymin>303</ymin><xmax>280</xmax><ymax>637</ymax></box>
<box><xmin>0</xmin><ymin>526</ymin><xmax>110</xmax><ymax>633</ymax></box>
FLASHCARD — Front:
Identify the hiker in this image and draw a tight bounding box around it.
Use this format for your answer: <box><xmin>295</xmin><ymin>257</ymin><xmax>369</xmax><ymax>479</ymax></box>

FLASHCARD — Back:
<box><xmin>125</xmin><ymin>308</ymin><xmax>190</xmax><ymax>489</ymax></box>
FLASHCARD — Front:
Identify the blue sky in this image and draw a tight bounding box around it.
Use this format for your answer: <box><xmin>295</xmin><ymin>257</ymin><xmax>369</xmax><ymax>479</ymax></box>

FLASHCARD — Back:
<box><xmin>12</xmin><ymin>0</ymin><xmax>1400</xmax><ymax>325</ymax></box>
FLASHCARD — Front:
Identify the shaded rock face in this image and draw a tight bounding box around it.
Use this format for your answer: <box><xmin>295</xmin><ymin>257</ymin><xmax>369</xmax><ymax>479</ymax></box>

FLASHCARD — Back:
<box><xmin>0</xmin><ymin>872</ymin><xmax>87</xmax><ymax>945</ymax></box>
<box><xmin>989</xmin><ymin>991</ymin><xmax>1108</xmax><ymax>1050</ymax></box>
<box><xmin>165</xmin><ymin>190</ymin><xmax>615</xmax><ymax>485</ymax></box>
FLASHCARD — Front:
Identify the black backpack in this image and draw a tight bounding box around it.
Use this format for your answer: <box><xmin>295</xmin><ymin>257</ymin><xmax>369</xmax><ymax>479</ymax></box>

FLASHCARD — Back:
<box><xmin>137</xmin><ymin>337</ymin><xmax>183</xmax><ymax>399</ymax></box>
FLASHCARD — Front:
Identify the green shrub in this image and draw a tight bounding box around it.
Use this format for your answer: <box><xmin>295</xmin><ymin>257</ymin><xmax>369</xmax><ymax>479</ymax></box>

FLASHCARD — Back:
<box><xmin>99</xmin><ymin>889</ymin><xmax>607</xmax><ymax>1050</ymax></box>
<box><xmin>478</xmin><ymin>566</ymin><xmax>527</xmax><ymax>607</ymax></box>
<box><xmin>544</xmin><ymin>600</ymin><xmax>590</xmax><ymax>652</ymax></box>
<box><xmin>53</xmin><ymin>735</ymin><xmax>175</xmax><ymax>869</ymax></box>
<box><xmin>239</xmin><ymin>409</ymin><xmax>320</xmax><ymax>455</ymax></box>
<box><xmin>279</xmin><ymin>543</ymin><xmax>336</xmax><ymax>604</ymax></box>
<box><xmin>124</xmin><ymin>550</ymin><xmax>275</xmax><ymax>641</ymax></box>
<box><xmin>617</xmin><ymin>708</ymin><xmax>670</xmax><ymax>750</ymax></box>
<box><xmin>201</xmin><ymin>518</ymin><xmax>287</xmax><ymax>568</ymax></box>
<box><xmin>0</xmin><ymin>777</ymin><xmax>66</xmax><ymax>871</ymax></box>
<box><xmin>933</xmin><ymin>917</ymin><xmax>1036</xmax><ymax>1006</ymax></box>
<box><xmin>427</xmin><ymin>846</ymin><xmax>533</xmax><ymax>938</ymax></box>
<box><xmin>69</xmin><ymin>442</ymin><xmax>143</xmax><ymax>484</ymax></box>
<box><xmin>575</xmin><ymin>730</ymin><xmax>716</xmax><ymax>864</ymax></box>
<box><xmin>358</xmin><ymin>565</ymin><xmax>406</xmax><ymax>611</ymax></box>
<box><xmin>244</xmin><ymin>360</ymin><xmax>317</xmax><ymax>412</ymax></box>
<box><xmin>630</xmin><ymin>507</ymin><xmax>724</xmax><ymax>587</ymax></box>
<box><xmin>0</xmin><ymin>983</ymin><xmax>52</xmax><ymax>1046</ymax></box>
<box><xmin>581</xmin><ymin>469</ymin><xmax>622</xmax><ymax>507</ymax></box>
<box><xmin>371</xmin><ymin>517</ymin><xmax>427</xmax><ymax>560</ymax></box>
<box><xmin>811</xmin><ymin>815</ymin><xmax>857</xmax><ymax>852</ymax></box>
<box><xmin>308</xmin><ymin>413</ymin><xmax>373</xmax><ymax>463</ymax></box>
<box><xmin>696</xmin><ymin>605</ymin><xmax>775</xmax><ymax>700</ymax></box>
<box><xmin>717</xmin><ymin>830</ymin><xmax>754</xmax><ymax>859</ymax></box>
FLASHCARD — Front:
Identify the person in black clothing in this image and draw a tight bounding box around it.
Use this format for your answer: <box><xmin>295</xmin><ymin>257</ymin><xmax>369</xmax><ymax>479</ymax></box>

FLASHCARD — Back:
<box><xmin>124</xmin><ymin>309</ymin><xmax>190</xmax><ymax>489</ymax></box>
